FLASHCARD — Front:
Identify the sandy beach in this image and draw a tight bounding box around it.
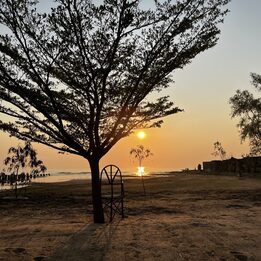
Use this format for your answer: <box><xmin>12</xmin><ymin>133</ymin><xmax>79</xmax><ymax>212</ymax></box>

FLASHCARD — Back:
<box><xmin>0</xmin><ymin>173</ymin><xmax>261</xmax><ymax>261</ymax></box>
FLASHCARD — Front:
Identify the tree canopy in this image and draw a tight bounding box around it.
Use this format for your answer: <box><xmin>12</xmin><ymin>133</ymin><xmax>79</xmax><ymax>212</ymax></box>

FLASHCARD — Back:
<box><xmin>230</xmin><ymin>73</ymin><xmax>261</xmax><ymax>156</ymax></box>
<box><xmin>130</xmin><ymin>145</ymin><xmax>153</xmax><ymax>166</ymax></box>
<box><xmin>0</xmin><ymin>0</ymin><xmax>229</xmax><ymax>159</ymax></box>
<box><xmin>0</xmin><ymin>0</ymin><xmax>230</xmax><ymax>222</ymax></box>
<box><xmin>4</xmin><ymin>141</ymin><xmax>46</xmax><ymax>174</ymax></box>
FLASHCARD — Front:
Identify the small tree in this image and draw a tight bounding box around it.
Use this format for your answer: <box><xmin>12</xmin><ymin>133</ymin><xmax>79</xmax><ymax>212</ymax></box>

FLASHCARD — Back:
<box><xmin>0</xmin><ymin>0</ymin><xmax>230</xmax><ymax>222</ymax></box>
<box><xmin>212</xmin><ymin>141</ymin><xmax>226</xmax><ymax>160</ymax></box>
<box><xmin>130</xmin><ymin>145</ymin><xmax>153</xmax><ymax>195</ymax></box>
<box><xmin>229</xmin><ymin>73</ymin><xmax>261</xmax><ymax>156</ymax></box>
<box><xmin>3</xmin><ymin>142</ymin><xmax>47</xmax><ymax>198</ymax></box>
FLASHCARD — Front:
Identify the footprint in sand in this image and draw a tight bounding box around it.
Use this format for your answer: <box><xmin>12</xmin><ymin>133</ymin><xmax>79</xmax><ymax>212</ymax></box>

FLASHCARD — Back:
<box><xmin>34</xmin><ymin>257</ymin><xmax>46</xmax><ymax>261</ymax></box>
<box><xmin>230</xmin><ymin>251</ymin><xmax>248</xmax><ymax>261</ymax></box>
<box><xmin>5</xmin><ymin>247</ymin><xmax>27</xmax><ymax>254</ymax></box>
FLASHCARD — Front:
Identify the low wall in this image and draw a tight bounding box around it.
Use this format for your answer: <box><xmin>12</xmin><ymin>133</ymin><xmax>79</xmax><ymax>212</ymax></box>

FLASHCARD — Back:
<box><xmin>203</xmin><ymin>157</ymin><xmax>261</xmax><ymax>176</ymax></box>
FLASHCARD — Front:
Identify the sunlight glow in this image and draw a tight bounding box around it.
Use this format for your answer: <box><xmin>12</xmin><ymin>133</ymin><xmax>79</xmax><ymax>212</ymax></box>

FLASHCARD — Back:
<box><xmin>137</xmin><ymin>131</ymin><xmax>146</xmax><ymax>139</ymax></box>
<box><xmin>137</xmin><ymin>166</ymin><xmax>145</xmax><ymax>176</ymax></box>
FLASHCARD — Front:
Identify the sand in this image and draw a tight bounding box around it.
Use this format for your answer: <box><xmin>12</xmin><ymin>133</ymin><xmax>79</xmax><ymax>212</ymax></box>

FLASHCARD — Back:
<box><xmin>0</xmin><ymin>174</ymin><xmax>260</xmax><ymax>260</ymax></box>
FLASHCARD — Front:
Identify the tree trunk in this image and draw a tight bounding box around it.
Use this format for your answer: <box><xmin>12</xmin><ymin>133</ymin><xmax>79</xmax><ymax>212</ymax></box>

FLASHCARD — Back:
<box><xmin>89</xmin><ymin>158</ymin><xmax>105</xmax><ymax>223</ymax></box>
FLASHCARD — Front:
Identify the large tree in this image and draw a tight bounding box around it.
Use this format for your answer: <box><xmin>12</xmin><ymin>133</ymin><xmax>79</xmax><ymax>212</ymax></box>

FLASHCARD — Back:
<box><xmin>230</xmin><ymin>73</ymin><xmax>261</xmax><ymax>156</ymax></box>
<box><xmin>0</xmin><ymin>0</ymin><xmax>229</xmax><ymax>223</ymax></box>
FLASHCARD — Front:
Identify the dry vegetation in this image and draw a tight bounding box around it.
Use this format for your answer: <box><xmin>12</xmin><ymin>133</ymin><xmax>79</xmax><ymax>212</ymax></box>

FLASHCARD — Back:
<box><xmin>0</xmin><ymin>174</ymin><xmax>261</xmax><ymax>261</ymax></box>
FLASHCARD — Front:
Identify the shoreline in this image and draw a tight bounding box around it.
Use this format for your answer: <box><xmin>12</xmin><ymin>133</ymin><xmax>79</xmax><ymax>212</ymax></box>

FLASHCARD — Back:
<box><xmin>1</xmin><ymin>169</ymin><xmax>260</xmax><ymax>192</ymax></box>
<box><xmin>0</xmin><ymin>171</ymin><xmax>180</xmax><ymax>191</ymax></box>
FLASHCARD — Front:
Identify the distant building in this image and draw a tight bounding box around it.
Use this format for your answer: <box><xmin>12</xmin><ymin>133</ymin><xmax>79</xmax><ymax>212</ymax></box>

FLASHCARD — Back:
<box><xmin>203</xmin><ymin>156</ymin><xmax>261</xmax><ymax>176</ymax></box>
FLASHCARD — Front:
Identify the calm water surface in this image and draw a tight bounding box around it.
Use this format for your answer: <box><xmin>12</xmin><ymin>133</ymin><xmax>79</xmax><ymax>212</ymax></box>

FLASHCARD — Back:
<box><xmin>0</xmin><ymin>171</ymin><xmax>176</xmax><ymax>190</ymax></box>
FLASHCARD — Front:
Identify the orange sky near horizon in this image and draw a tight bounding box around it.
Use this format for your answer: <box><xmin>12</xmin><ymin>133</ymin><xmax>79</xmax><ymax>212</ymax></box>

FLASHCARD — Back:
<box><xmin>0</xmin><ymin>0</ymin><xmax>260</xmax><ymax>173</ymax></box>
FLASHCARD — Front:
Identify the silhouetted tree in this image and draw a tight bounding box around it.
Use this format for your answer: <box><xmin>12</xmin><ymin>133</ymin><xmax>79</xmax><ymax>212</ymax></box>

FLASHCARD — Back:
<box><xmin>3</xmin><ymin>142</ymin><xmax>47</xmax><ymax>198</ymax></box>
<box><xmin>212</xmin><ymin>141</ymin><xmax>226</xmax><ymax>160</ymax></box>
<box><xmin>130</xmin><ymin>145</ymin><xmax>153</xmax><ymax>195</ymax></box>
<box><xmin>230</xmin><ymin>73</ymin><xmax>261</xmax><ymax>156</ymax></box>
<box><xmin>0</xmin><ymin>0</ymin><xmax>229</xmax><ymax>222</ymax></box>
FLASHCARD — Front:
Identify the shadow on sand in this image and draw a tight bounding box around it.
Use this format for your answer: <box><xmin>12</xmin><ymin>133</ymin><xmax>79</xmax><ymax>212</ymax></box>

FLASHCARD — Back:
<box><xmin>47</xmin><ymin>220</ymin><xmax>121</xmax><ymax>261</ymax></box>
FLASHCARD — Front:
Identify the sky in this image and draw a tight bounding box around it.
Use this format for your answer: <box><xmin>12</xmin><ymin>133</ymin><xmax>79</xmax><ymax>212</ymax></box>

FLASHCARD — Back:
<box><xmin>0</xmin><ymin>0</ymin><xmax>260</xmax><ymax>173</ymax></box>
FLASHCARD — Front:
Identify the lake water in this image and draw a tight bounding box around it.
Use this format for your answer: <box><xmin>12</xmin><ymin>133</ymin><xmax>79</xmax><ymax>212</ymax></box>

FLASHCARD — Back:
<box><xmin>34</xmin><ymin>172</ymin><xmax>92</xmax><ymax>183</ymax></box>
<box><xmin>31</xmin><ymin>171</ymin><xmax>173</xmax><ymax>183</ymax></box>
<box><xmin>0</xmin><ymin>171</ymin><xmax>177</xmax><ymax>190</ymax></box>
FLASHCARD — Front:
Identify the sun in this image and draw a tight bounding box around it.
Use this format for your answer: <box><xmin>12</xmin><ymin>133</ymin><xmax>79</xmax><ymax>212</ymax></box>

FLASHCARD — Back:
<box><xmin>137</xmin><ymin>131</ymin><xmax>146</xmax><ymax>139</ymax></box>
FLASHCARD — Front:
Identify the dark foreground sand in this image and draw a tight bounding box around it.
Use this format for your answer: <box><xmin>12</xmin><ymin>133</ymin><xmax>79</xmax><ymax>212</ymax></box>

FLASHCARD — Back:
<box><xmin>0</xmin><ymin>174</ymin><xmax>261</xmax><ymax>261</ymax></box>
